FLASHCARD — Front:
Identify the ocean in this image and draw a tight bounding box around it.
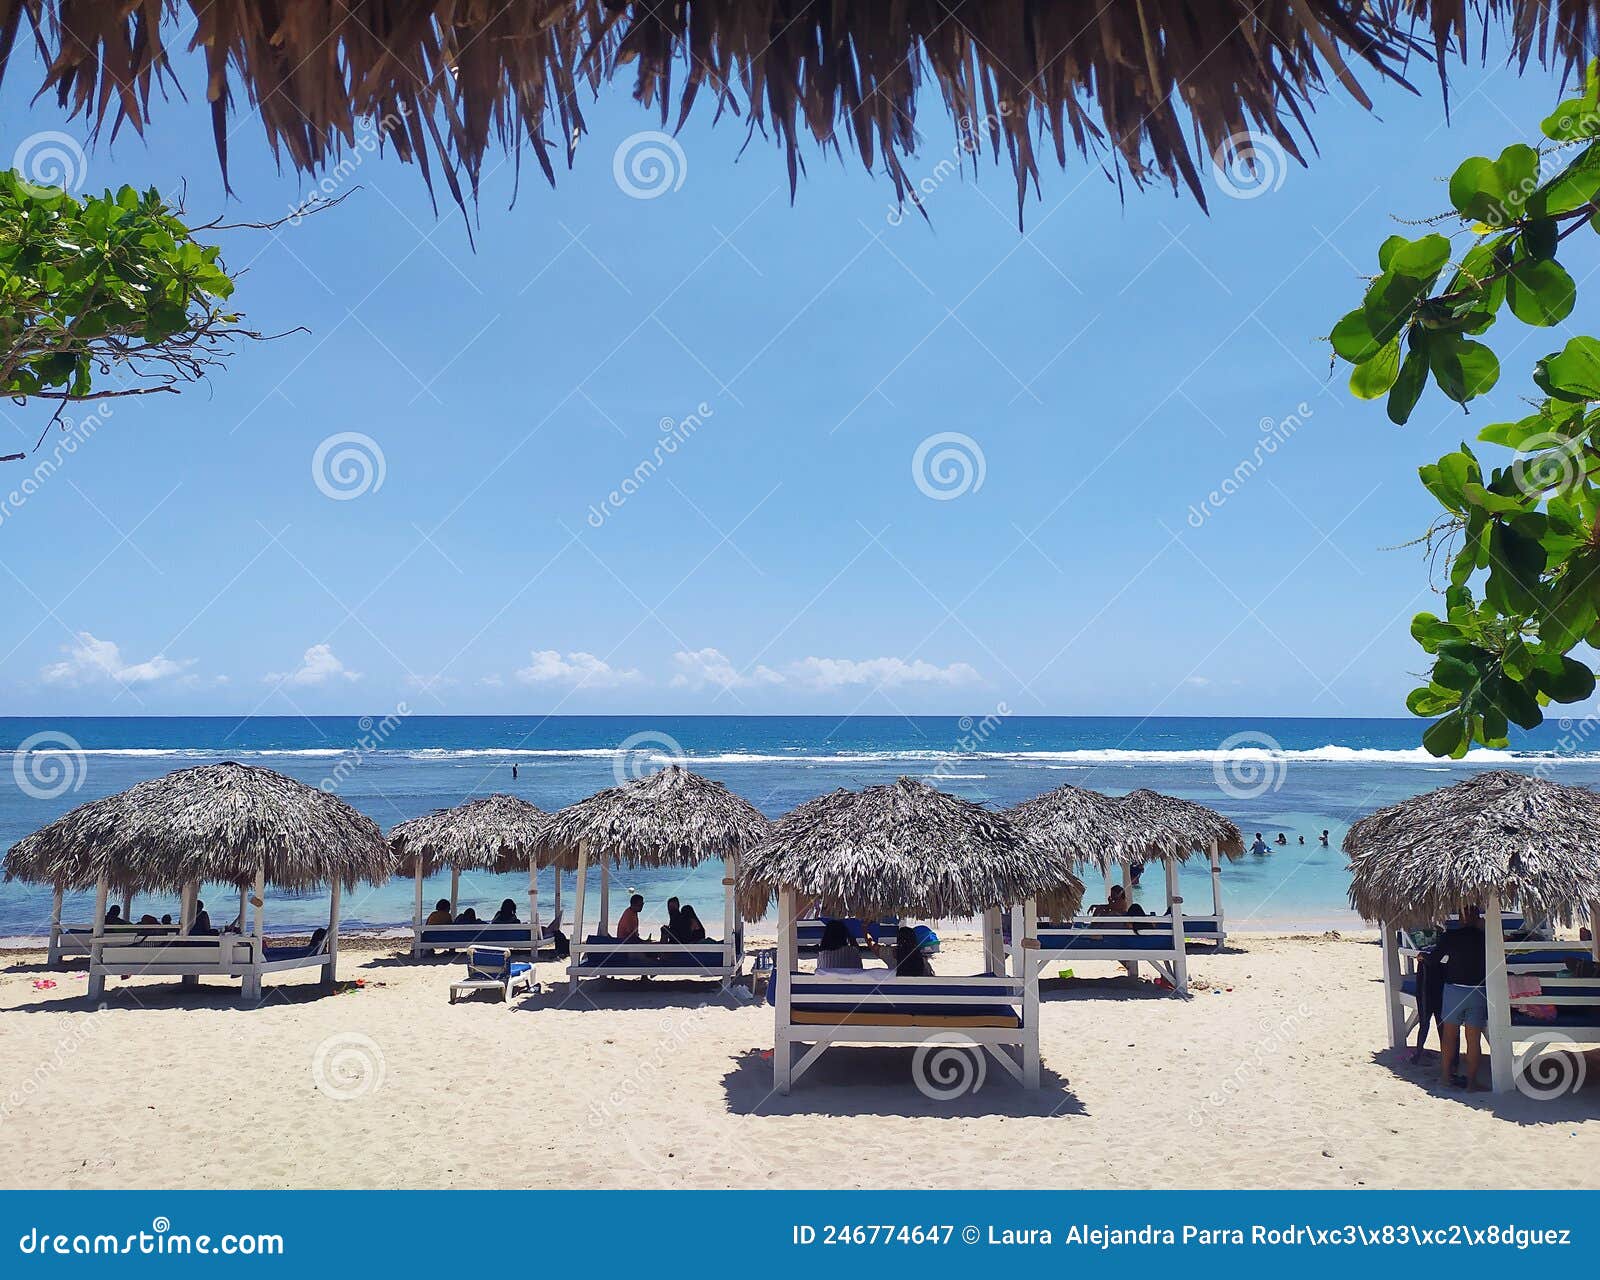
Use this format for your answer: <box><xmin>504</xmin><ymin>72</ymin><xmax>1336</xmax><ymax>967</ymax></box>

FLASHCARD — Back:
<box><xmin>3</xmin><ymin>714</ymin><xmax>1595</xmax><ymax>938</ymax></box>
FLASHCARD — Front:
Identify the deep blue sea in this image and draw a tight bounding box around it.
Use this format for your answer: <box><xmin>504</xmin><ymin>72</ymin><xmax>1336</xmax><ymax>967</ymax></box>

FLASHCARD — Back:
<box><xmin>4</xmin><ymin>714</ymin><xmax>1597</xmax><ymax>938</ymax></box>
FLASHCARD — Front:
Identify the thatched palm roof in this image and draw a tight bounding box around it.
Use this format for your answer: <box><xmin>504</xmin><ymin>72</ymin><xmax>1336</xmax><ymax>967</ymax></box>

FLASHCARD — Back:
<box><xmin>739</xmin><ymin>776</ymin><xmax>1083</xmax><ymax>920</ymax></box>
<box><xmin>1004</xmin><ymin>782</ymin><xmax>1143</xmax><ymax>871</ymax></box>
<box><xmin>6</xmin><ymin>3</ymin><xmax>1587</xmax><ymax>218</ymax></box>
<box><xmin>2</xmin><ymin>762</ymin><xmax>393</xmax><ymax>894</ymax></box>
<box><xmin>1116</xmin><ymin>788</ymin><xmax>1245</xmax><ymax>861</ymax></box>
<box><xmin>533</xmin><ymin>764</ymin><xmax>769</xmax><ymax>869</ymax></box>
<box><xmin>1345</xmin><ymin>770</ymin><xmax>1600</xmax><ymax>928</ymax></box>
<box><xmin>389</xmin><ymin>794</ymin><xmax>548</xmax><ymax>878</ymax></box>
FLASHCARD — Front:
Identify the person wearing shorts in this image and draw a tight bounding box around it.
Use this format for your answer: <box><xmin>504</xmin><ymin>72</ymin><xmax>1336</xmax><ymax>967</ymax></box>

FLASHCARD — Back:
<box><xmin>1435</xmin><ymin>905</ymin><xmax>1489</xmax><ymax>1090</ymax></box>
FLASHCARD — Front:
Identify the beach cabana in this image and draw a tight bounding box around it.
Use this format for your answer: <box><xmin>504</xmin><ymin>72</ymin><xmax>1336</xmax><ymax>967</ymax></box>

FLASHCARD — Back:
<box><xmin>740</xmin><ymin>777</ymin><xmax>1084</xmax><ymax>1093</ymax></box>
<box><xmin>1006</xmin><ymin>784</ymin><xmax>1242</xmax><ymax>995</ymax></box>
<box><xmin>533</xmin><ymin>765</ymin><xmax>769</xmax><ymax>991</ymax></box>
<box><xmin>1346</xmin><ymin>771</ymin><xmax>1600</xmax><ymax>1094</ymax></box>
<box><xmin>390</xmin><ymin>794</ymin><xmax>558</xmax><ymax>958</ymax></box>
<box><xmin>3</xmin><ymin>762</ymin><xmax>393</xmax><ymax>1003</ymax></box>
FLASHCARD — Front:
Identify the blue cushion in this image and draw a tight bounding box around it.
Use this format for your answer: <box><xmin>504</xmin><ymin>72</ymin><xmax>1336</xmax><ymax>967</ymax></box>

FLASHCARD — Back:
<box><xmin>575</xmin><ymin>947</ymin><xmax>727</xmax><ymax>971</ymax></box>
<box><xmin>792</xmin><ymin>1001</ymin><xmax>1021</xmax><ymax>1023</ymax></box>
<box><xmin>422</xmin><ymin>925</ymin><xmax>533</xmax><ymax>946</ymax></box>
<box><xmin>1038</xmin><ymin>932</ymin><xmax>1179</xmax><ymax>952</ymax></box>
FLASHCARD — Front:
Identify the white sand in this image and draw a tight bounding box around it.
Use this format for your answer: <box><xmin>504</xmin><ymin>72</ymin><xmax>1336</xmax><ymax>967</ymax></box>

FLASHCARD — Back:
<box><xmin>2</xmin><ymin>932</ymin><xmax>1596</xmax><ymax>1189</ymax></box>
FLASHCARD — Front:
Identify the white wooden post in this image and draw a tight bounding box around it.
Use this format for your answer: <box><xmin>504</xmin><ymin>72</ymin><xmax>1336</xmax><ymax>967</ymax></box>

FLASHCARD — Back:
<box><xmin>1208</xmin><ymin>840</ymin><xmax>1224</xmax><ymax>939</ymax></box>
<box><xmin>122</xmin><ymin>891</ymin><xmax>134</xmax><ymax>924</ymax></box>
<box><xmin>570</xmin><ymin>840</ymin><xmax>589</xmax><ymax>993</ymax></box>
<box><xmin>1121</xmin><ymin>862</ymin><xmax>1138</xmax><ymax>980</ymax></box>
<box><xmin>237</xmin><ymin>885</ymin><xmax>247</xmax><ymax>931</ymax></box>
<box><xmin>411</xmin><ymin>861</ymin><xmax>424</xmax><ymax>958</ymax></box>
<box><xmin>180</xmin><ymin>880</ymin><xmax>199</xmax><ymax>989</ymax></box>
<box><xmin>775</xmin><ymin>886</ymin><xmax>796</xmax><ymax>1093</ymax></box>
<box><xmin>324</xmin><ymin>878</ymin><xmax>341</xmax><ymax>988</ymax></box>
<box><xmin>554</xmin><ymin>866</ymin><xmax>563</xmax><ymax>921</ymax></box>
<box><xmin>1380</xmin><ymin>922</ymin><xmax>1408</xmax><ymax>1050</ymax></box>
<box><xmin>449</xmin><ymin>866</ymin><xmax>460</xmax><ymax>917</ymax></box>
<box><xmin>1590</xmin><ymin>904</ymin><xmax>1599</xmax><ymax>963</ymax></box>
<box><xmin>1166</xmin><ymin>857</ymin><xmax>1188</xmax><ymax>995</ymax></box>
<box><xmin>242</xmin><ymin>866</ymin><xmax>266</xmax><ymax>1003</ymax></box>
<box><xmin>1008</xmin><ymin>902</ymin><xmax>1025</xmax><ymax>979</ymax></box>
<box><xmin>529</xmin><ymin>856</ymin><xmax>541</xmax><ymax>953</ymax></box>
<box><xmin>981</xmin><ymin>907</ymin><xmax>999</xmax><ymax>974</ymax></box>
<box><xmin>722</xmin><ymin>854</ymin><xmax>738</xmax><ymax>975</ymax></box>
<box><xmin>47</xmin><ymin>885</ymin><xmax>63</xmax><ymax>967</ymax></box>
<box><xmin>87</xmin><ymin>875</ymin><xmax>109</xmax><ymax>1000</ymax></box>
<box><xmin>1484</xmin><ymin>895</ymin><xmax>1514</xmax><ymax>1093</ymax></box>
<box><xmin>1022</xmin><ymin>897</ymin><xmax>1041</xmax><ymax>1087</ymax></box>
<box><xmin>599</xmin><ymin>859</ymin><xmax>610</xmax><ymax>936</ymax></box>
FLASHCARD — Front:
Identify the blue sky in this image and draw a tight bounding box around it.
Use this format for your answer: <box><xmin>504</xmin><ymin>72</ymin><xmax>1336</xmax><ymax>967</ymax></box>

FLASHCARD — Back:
<box><xmin>0</xmin><ymin>44</ymin><xmax>1580</xmax><ymax>718</ymax></box>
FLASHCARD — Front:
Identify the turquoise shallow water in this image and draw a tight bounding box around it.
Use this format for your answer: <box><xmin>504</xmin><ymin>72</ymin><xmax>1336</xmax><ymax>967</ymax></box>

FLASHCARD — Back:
<box><xmin>3</xmin><ymin>714</ymin><xmax>1595</xmax><ymax>936</ymax></box>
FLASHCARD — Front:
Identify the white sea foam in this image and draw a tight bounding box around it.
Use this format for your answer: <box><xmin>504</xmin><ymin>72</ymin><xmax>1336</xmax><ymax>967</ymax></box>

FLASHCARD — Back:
<box><xmin>0</xmin><ymin>742</ymin><xmax>1582</xmax><ymax>764</ymax></box>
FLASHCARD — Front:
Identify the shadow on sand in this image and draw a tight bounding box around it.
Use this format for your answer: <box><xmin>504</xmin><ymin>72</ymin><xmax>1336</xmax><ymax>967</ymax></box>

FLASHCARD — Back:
<box><xmin>719</xmin><ymin>1047</ymin><xmax>1085</xmax><ymax>1118</ymax></box>
<box><xmin>1369</xmin><ymin>1044</ymin><xmax>1599</xmax><ymax>1121</ymax></box>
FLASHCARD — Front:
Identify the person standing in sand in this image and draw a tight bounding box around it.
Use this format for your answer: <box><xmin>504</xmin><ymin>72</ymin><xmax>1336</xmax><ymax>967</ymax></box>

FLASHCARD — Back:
<box><xmin>1435</xmin><ymin>905</ymin><xmax>1490</xmax><ymax>1090</ymax></box>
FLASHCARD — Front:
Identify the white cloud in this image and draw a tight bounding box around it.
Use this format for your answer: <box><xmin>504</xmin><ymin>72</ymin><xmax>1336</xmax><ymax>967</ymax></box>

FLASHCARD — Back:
<box><xmin>266</xmin><ymin>643</ymin><xmax>361</xmax><ymax>687</ymax></box>
<box><xmin>42</xmin><ymin>632</ymin><xmax>191</xmax><ymax>687</ymax></box>
<box><xmin>669</xmin><ymin>647</ymin><xmax>782</xmax><ymax>690</ymax></box>
<box><xmin>789</xmin><ymin>656</ymin><xmax>981</xmax><ymax>690</ymax></box>
<box><xmin>515</xmin><ymin>650</ymin><xmax>639</xmax><ymax>688</ymax></box>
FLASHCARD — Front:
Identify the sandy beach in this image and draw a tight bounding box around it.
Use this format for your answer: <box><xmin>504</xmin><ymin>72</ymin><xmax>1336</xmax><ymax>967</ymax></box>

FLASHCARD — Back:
<box><xmin>2</xmin><ymin>931</ymin><xmax>1596</xmax><ymax>1190</ymax></box>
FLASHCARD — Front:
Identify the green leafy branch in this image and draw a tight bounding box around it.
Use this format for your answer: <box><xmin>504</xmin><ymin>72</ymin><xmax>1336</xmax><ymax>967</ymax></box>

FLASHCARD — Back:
<box><xmin>1330</xmin><ymin>63</ymin><xmax>1600</xmax><ymax>756</ymax></box>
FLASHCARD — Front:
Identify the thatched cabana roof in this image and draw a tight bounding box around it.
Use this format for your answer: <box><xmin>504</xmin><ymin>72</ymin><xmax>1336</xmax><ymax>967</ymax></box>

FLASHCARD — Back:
<box><xmin>389</xmin><ymin>794</ymin><xmax>548</xmax><ymax>878</ymax></box>
<box><xmin>1345</xmin><ymin>770</ymin><xmax>1600</xmax><ymax>928</ymax></box>
<box><xmin>739</xmin><ymin>776</ymin><xmax>1084</xmax><ymax>920</ymax></box>
<box><xmin>6</xmin><ymin>3</ymin><xmax>1589</xmax><ymax>218</ymax></box>
<box><xmin>2</xmin><ymin>762</ymin><xmax>393</xmax><ymax>894</ymax></box>
<box><xmin>1004</xmin><ymin>782</ymin><xmax>1144</xmax><ymax>872</ymax></box>
<box><xmin>1115</xmin><ymin>788</ymin><xmax>1245</xmax><ymax>862</ymax></box>
<box><xmin>532</xmin><ymin>764</ymin><xmax>769</xmax><ymax>869</ymax></box>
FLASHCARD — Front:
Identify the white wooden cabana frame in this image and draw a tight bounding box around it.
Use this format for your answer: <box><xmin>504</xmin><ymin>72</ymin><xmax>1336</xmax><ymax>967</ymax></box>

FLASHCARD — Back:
<box><xmin>1016</xmin><ymin>845</ymin><xmax>1223</xmax><ymax>996</ymax></box>
<box><xmin>84</xmin><ymin>868</ymin><xmax>343</xmax><ymax>1005</ymax></box>
<box><xmin>409</xmin><ymin>854</ymin><xmax>562</xmax><ymax>958</ymax></box>
<box><xmin>771</xmin><ymin>887</ymin><xmax>1042</xmax><ymax>1093</ymax></box>
<box><xmin>566</xmin><ymin>839</ymin><xmax>744</xmax><ymax>991</ymax></box>
<box><xmin>1379</xmin><ymin>897</ymin><xmax>1600</xmax><ymax>1093</ymax></box>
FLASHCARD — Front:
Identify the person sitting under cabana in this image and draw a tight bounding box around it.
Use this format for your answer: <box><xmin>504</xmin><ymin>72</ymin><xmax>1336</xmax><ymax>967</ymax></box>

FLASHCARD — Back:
<box><xmin>816</xmin><ymin>920</ymin><xmax>864</xmax><ymax>971</ymax></box>
<box><xmin>1089</xmin><ymin>884</ymin><xmax>1148</xmax><ymax>931</ymax></box>
<box><xmin>493</xmin><ymin>898</ymin><xmax>520</xmax><ymax>924</ymax></box>
<box><xmin>616</xmin><ymin>893</ymin><xmax>645</xmax><ymax>942</ymax></box>
<box><xmin>426</xmin><ymin>898</ymin><xmax>452</xmax><ymax>925</ymax></box>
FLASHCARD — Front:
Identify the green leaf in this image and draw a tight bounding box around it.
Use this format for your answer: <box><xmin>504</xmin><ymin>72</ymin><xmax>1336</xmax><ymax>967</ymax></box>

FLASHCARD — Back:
<box><xmin>1406</xmin><ymin>685</ymin><xmax>1459</xmax><ymax>716</ymax></box>
<box><xmin>1506</xmin><ymin>258</ymin><xmax>1576</xmax><ymax>325</ymax></box>
<box><xmin>1350</xmin><ymin>338</ymin><xmax>1402</xmax><ymax>399</ymax></box>
<box><xmin>1387</xmin><ymin>347</ymin><xmax>1428</xmax><ymax>424</ymax></box>
<box><xmin>1330</xmin><ymin>309</ymin><xmax>1383</xmax><ymax>362</ymax></box>
<box><xmin>1386</xmin><ymin>233</ymin><xmax>1451</xmax><ymax>277</ymax></box>
<box><xmin>1427</xmin><ymin>337</ymin><xmax>1500</xmax><ymax>403</ymax></box>
<box><xmin>1422</xmin><ymin>711</ymin><xmax>1470</xmax><ymax>758</ymax></box>
<box><xmin>1537</xmin><ymin>656</ymin><xmax>1597</xmax><ymax>702</ymax></box>
<box><xmin>1534</xmin><ymin>337</ymin><xmax>1600</xmax><ymax>401</ymax></box>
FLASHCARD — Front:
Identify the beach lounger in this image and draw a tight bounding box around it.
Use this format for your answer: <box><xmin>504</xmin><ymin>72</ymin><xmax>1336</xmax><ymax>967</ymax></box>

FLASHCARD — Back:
<box><xmin>1381</xmin><ymin>903</ymin><xmax>1600</xmax><ymax>1093</ymax></box>
<box><xmin>449</xmin><ymin>946</ymin><xmax>536</xmax><ymax>1004</ymax></box>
